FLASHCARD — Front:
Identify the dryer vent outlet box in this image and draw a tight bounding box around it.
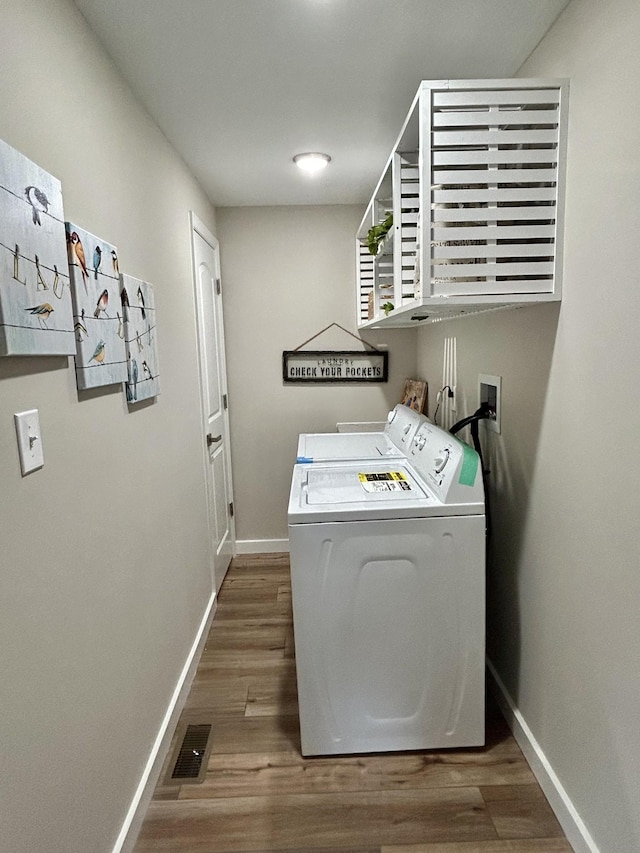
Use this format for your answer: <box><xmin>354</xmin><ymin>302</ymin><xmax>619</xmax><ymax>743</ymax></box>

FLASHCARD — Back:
<box><xmin>479</xmin><ymin>374</ymin><xmax>501</xmax><ymax>434</ymax></box>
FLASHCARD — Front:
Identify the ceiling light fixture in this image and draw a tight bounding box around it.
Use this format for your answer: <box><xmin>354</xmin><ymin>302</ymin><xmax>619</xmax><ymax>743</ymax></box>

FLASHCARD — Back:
<box><xmin>293</xmin><ymin>152</ymin><xmax>331</xmax><ymax>175</ymax></box>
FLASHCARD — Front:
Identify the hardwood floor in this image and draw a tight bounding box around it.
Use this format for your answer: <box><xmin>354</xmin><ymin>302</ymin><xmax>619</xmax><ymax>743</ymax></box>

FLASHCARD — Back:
<box><xmin>133</xmin><ymin>554</ymin><xmax>571</xmax><ymax>853</ymax></box>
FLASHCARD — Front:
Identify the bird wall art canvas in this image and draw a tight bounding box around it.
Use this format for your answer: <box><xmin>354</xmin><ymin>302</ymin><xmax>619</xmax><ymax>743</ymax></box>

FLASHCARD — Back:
<box><xmin>120</xmin><ymin>273</ymin><xmax>160</xmax><ymax>403</ymax></box>
<box><xmin>66</xmin><ymin>222</ymin><xmax>127</xmax><ymax>390</ymax></box>
<box><xmin>0</xmin><ymin>138</ymin><xmax>75</xmax><ymax>356</ymax></box>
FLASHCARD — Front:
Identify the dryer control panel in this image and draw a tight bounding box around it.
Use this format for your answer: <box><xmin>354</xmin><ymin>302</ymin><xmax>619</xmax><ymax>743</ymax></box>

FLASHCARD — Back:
<box><xmin>408</xmin><ymin>422</ymin><xmax>483</xmax><ymax>505</ymax></box>
<box><xmin>384</xmin><ymin>404</ymin><xmax>426</xmax><ymax>452</ymax></box>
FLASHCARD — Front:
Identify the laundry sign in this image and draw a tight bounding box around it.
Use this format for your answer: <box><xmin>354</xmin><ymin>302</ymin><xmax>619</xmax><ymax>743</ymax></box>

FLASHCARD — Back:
<box><xmin>282</xmin><ymin>350</ymin><xmax>388</xmax><ymax>383</ymax></box>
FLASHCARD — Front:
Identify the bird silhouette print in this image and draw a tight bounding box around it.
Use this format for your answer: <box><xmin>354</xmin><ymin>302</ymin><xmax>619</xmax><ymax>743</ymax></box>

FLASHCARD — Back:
<box><xmin>25</xmin><ymin>186</ymin><xmax>50</xmax><ymax>225</ymax></box>
<box><xmin>120</xmin><ymin>286</ymin><xmax>130</xmax><ymax>321</ymax></box>
<box><xmin>68</xmin><ymin>231</ymin><xmax>89</xmax><ymax>292</ymax></box>
<box><xmin>137</xmin><ymin>286</ymin><xmax>146</xmax><ymax>321</ymax></box>
<box><xmin>93</xmin><ymin>245</ymin><xmax>102</xmax><ymax>280</ymax></box>
<box><xmin>89</xmin><ymin>340</ymin><xmax>106</xmax><ymax>364</ymax></box>
<box><xmin>131</xmin><ymin>358</ymin><xmax>138</xmax><ymax>400</ymax></box>
<box><xmin>25</xmin><ymin>303</ymin><xmax>54</xmax><ymax>328</ymax></box>
<box><xmin>94</xmin><ymin>289</ymin><xmax>109</xmax><ymax>318</ymax></box>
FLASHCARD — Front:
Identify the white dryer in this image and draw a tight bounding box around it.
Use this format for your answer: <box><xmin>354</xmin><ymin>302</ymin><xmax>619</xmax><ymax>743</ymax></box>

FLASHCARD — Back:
<box><xmin>288</xmin><ymin>420</ymin><xmax>485</xmax><ymax>756</ymax></box>
<box><xmin>296</xmin><ymin>404</ymin><xmax>424</xmax><ymax>464</ymax></box>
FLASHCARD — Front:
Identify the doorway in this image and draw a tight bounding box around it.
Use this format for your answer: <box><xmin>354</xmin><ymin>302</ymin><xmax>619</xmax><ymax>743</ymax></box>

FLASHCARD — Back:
<box><xmin>190</xmin><ymin>213</ymin><xmax>234</xmax><ymax>593</ymax></box>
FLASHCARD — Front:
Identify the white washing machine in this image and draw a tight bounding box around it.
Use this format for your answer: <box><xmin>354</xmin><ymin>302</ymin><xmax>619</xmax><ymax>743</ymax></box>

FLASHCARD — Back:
<box><xmin>288</xmin><ymin>420</ymin><xmax>485</xmax><ymax>756</ymax></box>
<box><xmin>296</xmin><ymin>404</ymin><xmax>425</xmax><ymax>464</ymax></box>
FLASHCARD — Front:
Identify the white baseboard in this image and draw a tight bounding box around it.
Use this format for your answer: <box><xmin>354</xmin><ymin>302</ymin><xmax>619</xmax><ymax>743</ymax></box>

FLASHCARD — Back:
<box><xmin>487</xmin><ymin>658</ymin><xmax>599</xmax><ymax>853</ymax></box>
<box><xmin>113</xmin><ymin>590</ymin><xmax>217</xmax><ymax>853</ymax></box>
<box><xmin>235</xmin><ymin>538</ymin><xmax>289</xmax><ymax>554</ymax></box>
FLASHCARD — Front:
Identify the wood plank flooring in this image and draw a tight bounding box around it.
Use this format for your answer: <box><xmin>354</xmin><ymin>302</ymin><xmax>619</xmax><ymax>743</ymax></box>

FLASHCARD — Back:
<box><xmin>133</xmin><ymin>554</ymin><xmax>572</xmax><ymax>853</ymax></box>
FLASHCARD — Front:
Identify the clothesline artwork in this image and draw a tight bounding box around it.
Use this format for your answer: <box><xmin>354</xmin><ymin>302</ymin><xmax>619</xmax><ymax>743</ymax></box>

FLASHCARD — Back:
<box><xmin>0</xmin><ymin>138</ymin><xmax>75</xmax><ymax>356</ymax></box>
<box><xmin>120</xmin><ymin>273</ymin><xmax>160</xmax><ymax>403</ymax></box>
<box><xmin>66</xmin><ymin>222</ymin><xmax>127</xmax><ymax>389</ymax></box>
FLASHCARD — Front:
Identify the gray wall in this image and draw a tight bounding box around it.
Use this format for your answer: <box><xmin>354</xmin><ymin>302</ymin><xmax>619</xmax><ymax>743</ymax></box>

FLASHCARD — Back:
<box><xmin>3</xmin><ymin>0</ymin><xmax>638</xmax><ymax>851</ymax></box>
<box><xmin>217</xmin><ymin>205</ymin><xmax>418</xmax><ymax>545</ymax></box>
<box><xmin>416</xmin><ymin>0</ymin><xmax>640</xmax><ymax>849</ymax></box>
<box><xmin>0</xmin><ymin>1</ymin><xmax>217</xmax><ymax>850</ymax></box>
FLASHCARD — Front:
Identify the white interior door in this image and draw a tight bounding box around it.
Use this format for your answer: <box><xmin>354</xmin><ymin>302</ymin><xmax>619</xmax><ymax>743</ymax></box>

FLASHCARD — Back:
<box><xmin>191</xmin><ymin>214</ymin><xmax>234</xmax><ymax>593</ymax></box>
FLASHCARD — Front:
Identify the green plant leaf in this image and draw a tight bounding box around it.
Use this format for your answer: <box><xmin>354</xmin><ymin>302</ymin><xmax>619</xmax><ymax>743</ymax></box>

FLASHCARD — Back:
<box><xmin>366</xmin><ymin>213</ymin><xmax>393</xmax><ymax>255</ymax></box>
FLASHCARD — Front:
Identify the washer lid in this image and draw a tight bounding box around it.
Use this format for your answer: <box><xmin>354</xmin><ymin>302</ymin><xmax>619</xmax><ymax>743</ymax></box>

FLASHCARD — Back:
<box><xmin>296</xmin><ymin>431</ymin><xmax>403</xmax><ymax>463</ymax></box>
<box><xmin>304</xmin><ymin>463</ymin><xmax>428</xmax><ymax>505</ymax></box>
<box><xmin>289</xmin><ymin>460</ymin><xmax>484</xmax><ymax>523</ymax></box>
<box><xmin>289</xmin><ymin>462</ymin><xmax>441</xmax><ymax>523</ymax></box>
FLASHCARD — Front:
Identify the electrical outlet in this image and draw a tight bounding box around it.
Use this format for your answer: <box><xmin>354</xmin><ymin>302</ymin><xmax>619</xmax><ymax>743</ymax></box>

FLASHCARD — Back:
<box><xmin>478</xmin><ymin>374</ymin><xmax>501</xmax><ymax>434</ymax></box>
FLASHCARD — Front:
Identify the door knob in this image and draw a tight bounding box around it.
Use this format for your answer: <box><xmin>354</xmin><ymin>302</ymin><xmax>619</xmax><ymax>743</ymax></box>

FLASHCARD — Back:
<box><xmin>207</xmin><ymin>433</ymin><xmax>222</xmax><ymax>446</ymax></box>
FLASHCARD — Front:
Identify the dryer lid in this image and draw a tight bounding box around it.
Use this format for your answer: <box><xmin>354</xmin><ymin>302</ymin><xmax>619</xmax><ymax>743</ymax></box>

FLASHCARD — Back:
<box><xmin>296</xmin><ymin>431</ymin><xmax>403</xmax><ymax>463</ymax></box>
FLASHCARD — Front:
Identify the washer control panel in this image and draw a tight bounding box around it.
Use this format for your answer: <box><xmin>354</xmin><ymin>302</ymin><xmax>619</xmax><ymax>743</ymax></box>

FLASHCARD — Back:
<box><xmin>408</xmin><ymin>422</ymin><xmax>481</xmax><ymax>504</ymax></box>
<box><xmin>434</xmin><ymin>448</ymin><xmax>451</xmax><ymax>473</ymax></box>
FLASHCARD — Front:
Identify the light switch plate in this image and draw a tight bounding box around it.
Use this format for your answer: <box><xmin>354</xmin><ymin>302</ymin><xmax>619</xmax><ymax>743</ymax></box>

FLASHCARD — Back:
<box><xmin>14</xmin><ymin>409</ymin><xmax>44</xmax><ymax>475</ymax></box>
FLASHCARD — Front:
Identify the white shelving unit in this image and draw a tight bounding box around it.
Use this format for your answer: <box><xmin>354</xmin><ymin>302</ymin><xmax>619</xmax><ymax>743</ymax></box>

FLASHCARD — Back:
<box><xmin>356</xmin><ymin>78</ymin><xmax>570</xmax><ymax>328</ymax></box>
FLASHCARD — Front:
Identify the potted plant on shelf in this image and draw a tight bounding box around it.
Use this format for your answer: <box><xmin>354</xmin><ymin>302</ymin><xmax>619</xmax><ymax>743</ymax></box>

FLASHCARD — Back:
<box><xmin>366</xmin><ymin>213</ymin><xmax>393</xmax><ymax>255</ymax></box>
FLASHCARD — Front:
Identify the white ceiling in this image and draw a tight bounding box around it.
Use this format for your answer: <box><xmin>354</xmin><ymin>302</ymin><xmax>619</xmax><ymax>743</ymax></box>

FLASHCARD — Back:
<box><xmin>72</xmin><ymin>0</ymin><xmax>571</xmax><ymax>208</ymax></box>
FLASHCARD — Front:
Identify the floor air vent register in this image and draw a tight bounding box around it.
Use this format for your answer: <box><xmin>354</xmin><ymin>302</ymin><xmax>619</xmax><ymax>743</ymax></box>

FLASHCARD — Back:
<box><xmin>166</xmin><ymin>722</ymin><xmax>213</xmax><ymax>784</ymax></box>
